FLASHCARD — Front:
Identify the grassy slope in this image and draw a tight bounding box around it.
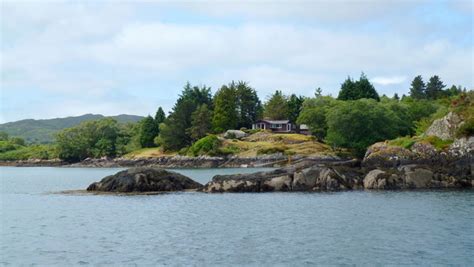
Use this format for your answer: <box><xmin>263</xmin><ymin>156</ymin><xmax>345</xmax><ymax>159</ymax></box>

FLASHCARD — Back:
<box><xmin>125</xmin><ymin>131</ymin><xmax>334</xmax><ymax>158</ymax></box>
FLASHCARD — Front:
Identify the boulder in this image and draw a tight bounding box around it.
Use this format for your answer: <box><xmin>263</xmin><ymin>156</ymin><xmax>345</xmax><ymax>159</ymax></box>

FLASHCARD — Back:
<box><xmin>399</xmin><ymin>165</ymin><xmax>433</xmax><ymax>188</ymax></box>
<box><xmin>363</xmin><ymin>169</ymin><xmax>400</xmax><ymax>190</ymax></box>
<box><xmin>224</xmin><ymin>130</ymin><xmax>247</xmax><ymax>139</ymax></box>
<box><xmin>86</xmin><ymin>167</ymin><xmax>202</xmax><ymax>193</ymax></box>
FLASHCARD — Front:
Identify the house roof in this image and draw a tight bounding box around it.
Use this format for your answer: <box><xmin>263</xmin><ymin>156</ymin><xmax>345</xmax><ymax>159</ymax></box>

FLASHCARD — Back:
<box><xmin>256</xmin><ymin>119</ymin><xmax>290</xmax><ymax>124</ymax></box>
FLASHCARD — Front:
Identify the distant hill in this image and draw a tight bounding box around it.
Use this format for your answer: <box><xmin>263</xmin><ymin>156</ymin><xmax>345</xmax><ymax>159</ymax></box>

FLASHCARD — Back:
<box><xmin>0</xmin><ymin>114</ymin><xmax>144</xmax><ymax>143</ymax></box>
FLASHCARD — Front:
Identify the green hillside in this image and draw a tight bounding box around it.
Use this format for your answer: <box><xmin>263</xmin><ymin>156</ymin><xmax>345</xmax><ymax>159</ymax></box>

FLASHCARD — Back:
<box><xmin>0</xmin><ymin>114</ymin><xmax>144</xmax><ymax>144</ymax></box>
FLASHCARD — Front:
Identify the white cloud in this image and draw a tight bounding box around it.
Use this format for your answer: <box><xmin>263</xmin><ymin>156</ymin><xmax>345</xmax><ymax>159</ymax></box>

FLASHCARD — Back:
<box><xmin>371</xmin><ymin>76</ymin><xmax>407</xmax><ymax>86</ymax></box>
<box><xmin>0</xmin><ymin>1</ymin><xmax>472</xmax><ymax>122</ymax></box>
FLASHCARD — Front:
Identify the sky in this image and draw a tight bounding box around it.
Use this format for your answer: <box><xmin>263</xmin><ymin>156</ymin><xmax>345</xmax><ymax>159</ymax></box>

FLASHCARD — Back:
<box><xmin>1</xmin><ymin>0</ymin><xmax>473</xmax><ymax>123</ymax></box>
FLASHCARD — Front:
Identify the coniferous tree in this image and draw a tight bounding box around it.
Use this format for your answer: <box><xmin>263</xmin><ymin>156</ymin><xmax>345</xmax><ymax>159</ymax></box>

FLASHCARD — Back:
<box><xmin>139</xmin><ymin>115</ymin><xmax>159</xmax><ymax>148</ymax></box>
<box><xmin>236</xmin><ymin>81</ymin><xmax>262</xmax><ymax>129</ymax></box>
<box><xmin>315</xmin><ymin>87</ymin><xmax>323</xmax><ymax>98</ymax></box>
<box><xmin>188</xmin><ymin>104</ymin><xmax>212</xmax><ymax>141</ymax></box>
<box><xmin>337</xmin><ymin>77</ymin><xmax>356</xmax><ymax>100</ymax></box>
<box><xmin>409</xmin><ymin>75</ymin><xmax>426</xmax><ymax>99</ymax></box>
<box><xmin>337</xmin><ymin>73</ymin><xmax>379</xmax><ymax>101</ymax></box>
<box><xmin>393</xmin><ymin>93</ymin><xmax>400</xmax><ymax>100</ymax></box>
<box><xmin>157</xmin><ymin>82</ymin><xmax>212</xmax><ymax>150</ymax></box>
<box><xmin>263</xmin><ymin>90</ymin><xmax>289</xmax><ymax>120</ymax></box>
<box><xmin>212</xmin><ymin>84</ymin><xmax>238</xmax><ymax>132</ymax></box>
<box><xmin>154</xmin><ymin>107</ymin><xmax>166</xmax><ymax>125</ymax></box>
<box><xmin>287</xmin><ymin>94</ymin><xmax>305</xmax><ymax>123</ymax></box>
<box><xmin>425</xmin><ymin>75</ymin><xmax>446</xmax><ymax>99</ymax></box>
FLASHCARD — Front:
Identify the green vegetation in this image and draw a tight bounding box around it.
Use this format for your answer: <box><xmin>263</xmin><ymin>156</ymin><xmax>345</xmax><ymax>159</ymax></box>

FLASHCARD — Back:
<box><xmin>0</xmin><ymin>114</ymin><xmax>143</xmax><ymax>143</ymax></box>
<box><xmin>212</xmin><ymin>84</ymin><xmax>238</xmax><ymax>132</ymax></box>
<box><xmin>263</xmin><ymin>90</ymin><xmax>289</xmax><ymax>120</ymax></box>
<box><xmin>389</xmin><ymin>137</ymin><xmax>416</xmax><ymax>149</ymax></box>
<box><xmin>156</xmin><ymin>82</ymin><xmax>213</xmax><ymax>151</ymax></box>
<box><xmin>188</xmin><ymin>135</ymin><xmax>221</xmax><ymax>156</ymax></box>
<box><xmin>189</xmin><ymin>104</ymin><xmax>212</xmax><ymax>141</ymax></box>
<box><xmin>55</xmin><ymin>118</ymin><xmax>131</xmax><ymax>162</ymax></box>
<box><xmin>337</xmin><ymin>73</ymin><xmax>380</xmax><ymax>101</ymax></box>
<box><xmin>0</xmin><ymin>133</ymin><xmax>57</xmax><ymax>160</ymax></box>
<box><xmin>257</xmin><ymin>146</ymin><xmax>287</xmax><ymax>155</ymax></box>
<box><xmin>1</xmin><ymin>74</ymin><xmax>471</xmax><ymax>162</ymax></box>
<box><xmin>325</xmin><ymin>99</ymin><xmax>402</xmax><ymax>157</ymax></box>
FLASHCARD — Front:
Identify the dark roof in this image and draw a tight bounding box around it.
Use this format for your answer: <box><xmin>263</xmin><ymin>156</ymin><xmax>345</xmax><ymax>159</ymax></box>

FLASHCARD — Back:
<box><xmin>255</xmin><ymin>119</ymin><xmax>290</xmax><ymax>124</ymax></box>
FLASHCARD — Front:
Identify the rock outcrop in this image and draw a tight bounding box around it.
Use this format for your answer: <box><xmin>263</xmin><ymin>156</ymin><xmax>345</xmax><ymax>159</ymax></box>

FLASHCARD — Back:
<box><xmin>425</xmin><ymin>112</ymin><xmax>463</xmax><ymax>140</ymax></box>
<box><xmin>201</xmin><ymin>161</ymin><xmax>365</xmax><ymax>193</ymax></box>
<box><xmin>87</xmin><ymin>167</ymin><xmax>202</xmax><ymax>193</ymax></box>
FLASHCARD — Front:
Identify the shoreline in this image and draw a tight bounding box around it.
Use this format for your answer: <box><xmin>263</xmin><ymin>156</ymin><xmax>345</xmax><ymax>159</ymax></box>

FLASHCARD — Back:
<box><xmin>0</xmin><ymin>154</ymin><xmax>343</xmax><ymax>168</ymax></box>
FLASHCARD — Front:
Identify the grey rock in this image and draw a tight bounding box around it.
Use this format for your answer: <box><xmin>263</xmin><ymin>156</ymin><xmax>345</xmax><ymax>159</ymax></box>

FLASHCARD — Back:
<box><xmin>224</xmin><ymin>130</ymin><xmax>247</xmax><ymax>139</ymax></box>
<box><xmin>399</xmin><ymin>165</ymin><xmax>433</xmax><ymax>188</ymax></box>
<box><xmin>425</xmin><ymin>112</ymin><xmax>463</xmax><ymax>140</ymax></box>
<box><xmin>87</xmin><ymin>167</ymin><xmax>202</xmax><ymax>192</ymax></box>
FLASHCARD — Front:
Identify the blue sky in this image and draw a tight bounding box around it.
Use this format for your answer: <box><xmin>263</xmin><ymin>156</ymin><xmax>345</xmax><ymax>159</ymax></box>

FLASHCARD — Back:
<box><xmin>1</xmin><ymin>0</ymin><xmax>473</xmax><ymax>123</ymax></box>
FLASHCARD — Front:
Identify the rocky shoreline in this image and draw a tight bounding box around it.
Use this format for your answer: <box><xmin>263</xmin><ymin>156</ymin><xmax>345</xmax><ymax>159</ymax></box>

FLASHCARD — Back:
<box><xmin>0</xmin><ymin>154</ymin><xmax>341</xmax><ymax>168</ymax></box>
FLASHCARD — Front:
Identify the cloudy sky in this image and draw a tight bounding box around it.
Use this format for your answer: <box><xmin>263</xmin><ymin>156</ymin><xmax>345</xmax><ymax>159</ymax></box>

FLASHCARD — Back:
<box><xmin>1</xmin><ymin>0</ymin><xmax>473</xmax><ymax>123</ymax></box>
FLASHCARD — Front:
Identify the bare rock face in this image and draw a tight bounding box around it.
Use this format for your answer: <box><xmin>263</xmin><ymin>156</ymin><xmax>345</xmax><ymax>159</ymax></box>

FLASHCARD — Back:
<box><xmin>425</xmin><ymin>112</ymin><xmax>463</xmax><ymax>140</ymax></box>
<box><xmin>363</xmin><ymin>142</ymin><xmax>416</xmax><ymax>168</ymax></box>
<box><xmin>399</xmin><ymin>165</ymin><xmax>433</xmax><ymax>188</ymax></box>
<box><xmin>86</xmin><ymin>168</ymin><xmax>202</xmax><ymax>193</ymax></box>
<box><xmin>363</xmin><ymin>169</ymin><xmax>401</xmax><ymax>190</ymax></box>
<box><xmin>201</xmin><ymin>168</ymin><xmax>293</xmax><ymax>193</ymax></box>
<box><xmin>202</xmin><ymin>164</ymin><xmax>364</xmax><ymax>193</ymax></box>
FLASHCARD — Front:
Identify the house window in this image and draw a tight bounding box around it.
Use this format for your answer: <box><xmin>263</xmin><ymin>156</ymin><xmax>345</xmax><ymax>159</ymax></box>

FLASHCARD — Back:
<box><xmin>271</xmin><ymin>124</ymin><xmax>282</xmax><ymax>129</ymax></box>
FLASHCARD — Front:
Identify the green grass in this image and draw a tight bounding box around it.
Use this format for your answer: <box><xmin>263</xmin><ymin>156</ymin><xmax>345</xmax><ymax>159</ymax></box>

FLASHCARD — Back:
<box><xmin>388</xmin><ymin>136</ymin><xmax>416</xmax><ymax>149</ymax></box>
<box><xmin>422</xmin><ymin>136</ymin><xmax>453</xmax><ymax>151</ymax></box>
<box><xmin>388</xmin><ymin>135</ymin><xmax>453</xmax><ymax>152</ymax></box>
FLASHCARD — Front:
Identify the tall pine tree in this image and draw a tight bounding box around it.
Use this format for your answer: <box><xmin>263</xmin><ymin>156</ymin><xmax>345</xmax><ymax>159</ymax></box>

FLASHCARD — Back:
<box><xmin>425</xmin><ymin>75</ymin><xmax>446</xmax><ymax>100</ymax></box>
<box><xmin>154</xmin><ymin>107</ymin><xmax>166</xmax><ymax>124</ymax></box>
<box><xmin>212</xmin><ymin>84</ymin><xmax>238</xmax><ymax>132</ymax></box>
<box><xmin>236</xmin><ymin>81</ymin><xmax>262</xmax><ymax>129</ymax></box>
<box><xmin>188</xmin><ymin>104</ymin><xmax>212</xmax><ymax>141</ymax></box>
<box><xmin>157</xmin><ymin>82</ymin><xmax>212</xmax><ymax>150</ymax></box>
<box><xmin>287</xmin><ymin>94</ymin><xmax>305</xmax><ymax>123</ymax></box>
<box><xmin>139</xmin><ymin>116</ymin><xmax>159</xmax><ymax>148</ymax></box>
<box><xmin>409</xmin><ymin>75</ymin><xmax>426</xmax><ymax>99</ymax></box>
<box><xmin>263</xmin><ymin>90</ymin><xmax>289</xmax><ymax>120</ymax></box>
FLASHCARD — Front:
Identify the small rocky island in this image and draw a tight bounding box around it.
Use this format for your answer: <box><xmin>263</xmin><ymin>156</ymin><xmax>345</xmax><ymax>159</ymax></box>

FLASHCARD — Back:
<box><xmin>86</xmin><ymin>167</ymin><xmax>202</xmax><ymax>193</ymax></box>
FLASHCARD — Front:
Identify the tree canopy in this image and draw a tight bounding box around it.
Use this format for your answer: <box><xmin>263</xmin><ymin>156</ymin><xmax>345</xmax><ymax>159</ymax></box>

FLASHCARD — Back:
<box><xmin>56</xmin><ymin>118</ymin><xmax>123</xmax><ymax>162</ymax></box>
<box><xmin>212</xmin><ymin>83</ymin><xmax>238</xmax><ymax>132</ymax></box>
<box><xmin>157</xmin><ymin>82</ymin><xmax>212</xmax><ymax>150</ymax></box>
<box><xmin>337</xmin><ymin>73</ymin><xmax>380</xmax><ymax>101</ymax></box>
<box><xmin>263</xmin><ymin>90</ymin><xmax>289</xmax><ymax>120</ymax></box>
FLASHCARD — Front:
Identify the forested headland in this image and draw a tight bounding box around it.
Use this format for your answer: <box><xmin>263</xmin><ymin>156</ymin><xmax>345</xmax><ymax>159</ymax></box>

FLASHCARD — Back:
<box><xmin>0</xmin><ymin>73</ymin><xmax>472</xmax><ymax>162</ymax></box>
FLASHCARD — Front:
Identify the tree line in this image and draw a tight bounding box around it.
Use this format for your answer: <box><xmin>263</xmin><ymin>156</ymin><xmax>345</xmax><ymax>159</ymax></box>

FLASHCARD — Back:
<box><xmin>40</xmin><ymin>73</ymin><xmax>470</xmax><ymax>161</ymax></box>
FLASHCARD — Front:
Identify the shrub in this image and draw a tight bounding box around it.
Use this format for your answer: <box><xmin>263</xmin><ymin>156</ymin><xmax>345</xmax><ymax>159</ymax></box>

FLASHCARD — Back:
<box><xmin>219</xmin><ymin>144</ymin><xmax>240</xmax><ymax>155</ymax></box>
<box><xmin>189</xmin><ymin>135</ymin><xmax>221</xmax><ymax>156</ymax></box>
<box><xmin>456</xmin><ymin>119</ymin><xmax>474</xmax><ymax>138</ymax></box>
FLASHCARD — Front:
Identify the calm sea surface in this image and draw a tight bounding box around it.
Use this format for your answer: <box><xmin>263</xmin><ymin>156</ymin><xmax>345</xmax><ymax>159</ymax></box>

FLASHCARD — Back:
<box><xmin>1</xmin><ymin>167</ymin><xmax>473</xmax><ymax>265</ymax></box>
